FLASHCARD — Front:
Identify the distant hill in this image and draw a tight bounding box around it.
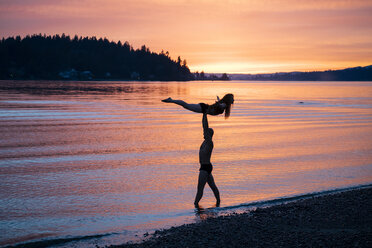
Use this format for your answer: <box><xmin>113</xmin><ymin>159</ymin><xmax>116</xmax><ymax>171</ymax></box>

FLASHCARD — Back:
<box><xmin>0</xmin><ymin>34</ymin><xmax>193</xmax><ymax>81</ymax></box>
<box><xmin>229</xmin><ymin>65</ymin><xmax>372</xmax><ymax>81</ymax></box>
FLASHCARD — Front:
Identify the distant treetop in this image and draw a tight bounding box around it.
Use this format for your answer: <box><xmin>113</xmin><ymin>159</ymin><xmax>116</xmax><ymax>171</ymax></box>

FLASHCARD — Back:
<box><xmin>0</xmin><ymin>34</ymin><xmax>194</xmax><ymax>81</ymax></box>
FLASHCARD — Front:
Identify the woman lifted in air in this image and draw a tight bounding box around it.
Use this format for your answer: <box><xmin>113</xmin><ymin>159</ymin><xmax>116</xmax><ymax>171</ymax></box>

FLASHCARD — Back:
<box><xmin>162</xmin><ymin>93</ymin><xmax>234</xmax><ymax>119</ymax></box>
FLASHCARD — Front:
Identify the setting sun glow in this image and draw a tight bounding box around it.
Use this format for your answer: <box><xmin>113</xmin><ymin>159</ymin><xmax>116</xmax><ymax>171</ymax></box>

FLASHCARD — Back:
<box><xmin>0</xmin><ymin>0</ymin><xmax>371</xmax><ymax>73</ymax></box>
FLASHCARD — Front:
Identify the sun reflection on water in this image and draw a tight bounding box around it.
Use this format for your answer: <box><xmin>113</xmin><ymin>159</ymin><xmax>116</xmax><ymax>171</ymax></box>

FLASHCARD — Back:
<box><xmin>0</xmin><ymin>81</ymin><xmax>371</xmax><ymax>246</ymax></box>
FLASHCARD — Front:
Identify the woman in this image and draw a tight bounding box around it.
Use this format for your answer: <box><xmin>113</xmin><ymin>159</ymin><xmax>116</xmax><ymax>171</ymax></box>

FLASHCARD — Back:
<box><xmin>162</xmin><ymin>93</ymin><xmax>234</xmax><ymax>118</ymax></box>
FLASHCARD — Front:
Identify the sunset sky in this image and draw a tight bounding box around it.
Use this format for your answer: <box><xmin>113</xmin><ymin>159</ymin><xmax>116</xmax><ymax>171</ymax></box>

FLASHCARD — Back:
<box><xmin>1</xmin><ymin>0</ymin><xmax>371</xmax><ymax>73</ymax></box>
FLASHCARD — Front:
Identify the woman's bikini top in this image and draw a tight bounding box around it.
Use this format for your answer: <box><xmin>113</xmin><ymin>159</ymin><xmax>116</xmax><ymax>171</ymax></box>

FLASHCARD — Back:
<box><xmin>210</xmin><ymin>102</ymin><xmax>225</xmax><ymax>115</ymax></box>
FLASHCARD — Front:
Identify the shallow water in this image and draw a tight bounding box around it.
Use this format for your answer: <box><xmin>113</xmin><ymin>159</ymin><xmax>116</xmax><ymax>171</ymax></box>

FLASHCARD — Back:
<box><xmin>0</xmin><ymin>80</ymin><xmax>372</xmax><ymax>247</ymax></box>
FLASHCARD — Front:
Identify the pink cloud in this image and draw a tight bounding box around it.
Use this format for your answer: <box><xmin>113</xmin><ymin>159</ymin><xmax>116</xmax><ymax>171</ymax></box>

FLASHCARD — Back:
<box><xmin>1</xmin><ymin>0</ymin><xmax>371</xmax><ymax>73</ymax></box>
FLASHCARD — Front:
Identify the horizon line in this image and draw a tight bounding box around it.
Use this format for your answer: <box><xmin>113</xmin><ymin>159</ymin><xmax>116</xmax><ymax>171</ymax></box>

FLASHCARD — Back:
<box><xmin>196</xmin><ymin>64</ymin><xmax>372</xmax><ymax>75</ymax></box>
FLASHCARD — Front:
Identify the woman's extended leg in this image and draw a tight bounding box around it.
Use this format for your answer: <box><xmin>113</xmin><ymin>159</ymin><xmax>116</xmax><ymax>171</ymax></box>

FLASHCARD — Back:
<box><xmin>194</xmin><ymin>170</ymin><xmax>209</xmax><ymax>207</ymax></box>
<box><xmin>162</xmin><ymin>97</ymin><xmax>202</xmax><ymax>113</ymax></box>
<box><xmin>207</xmin><ymin>174</ymin><xmax>221</xmax><ymax>206</ymax></box>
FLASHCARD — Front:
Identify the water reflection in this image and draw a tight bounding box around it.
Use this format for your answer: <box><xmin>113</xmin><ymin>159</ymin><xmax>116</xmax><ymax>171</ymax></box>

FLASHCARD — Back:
<box><xmin>0</xmin><ymin>80</ymin><xmax>190</xmax><ymax>97</ymax></box>
<box><xmin>0</xmin><ymin>80</ymin><xmax>371</xmax><ymax>247</ymax></box>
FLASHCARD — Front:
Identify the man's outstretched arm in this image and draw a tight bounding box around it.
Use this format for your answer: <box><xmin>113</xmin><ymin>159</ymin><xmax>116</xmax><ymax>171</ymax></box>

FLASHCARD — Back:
<box><xmin>202</xmin><ymin>112</ymin><xmax>209</xmax><ymax>133</ymax></box>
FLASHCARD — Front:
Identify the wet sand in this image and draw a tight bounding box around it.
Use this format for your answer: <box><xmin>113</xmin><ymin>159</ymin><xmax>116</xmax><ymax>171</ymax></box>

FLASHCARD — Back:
<box><xmin>111</xmin><ymin>187</ymin><xmax>372</xmax><ymax>248</ymax></box>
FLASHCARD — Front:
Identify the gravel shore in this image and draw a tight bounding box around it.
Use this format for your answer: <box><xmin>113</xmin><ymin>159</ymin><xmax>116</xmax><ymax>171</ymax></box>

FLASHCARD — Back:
<box><xmin>110</xmin><ymin>187</ymin><xmax>372</xmax><ymax>248</ymax></box>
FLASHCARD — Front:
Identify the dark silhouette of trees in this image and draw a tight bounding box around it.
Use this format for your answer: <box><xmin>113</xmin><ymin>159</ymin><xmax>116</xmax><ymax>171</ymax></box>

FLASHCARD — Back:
<box><xmin>221</xmin><ymin>73</ymin><xmax>229</xmax><ymax>80</ymax></box>
<box><xmin>193</xmin><ymin>71</ymin><xmax>230</xmax><ymax>81</ymax></box>
<box><xmin>233</xmin><ymin>66</ymin><xmax>372</xmax><ymax>81</ymax></box>
<box><xmin>0</xmin><ymin>34</ymin><xmax>194</xmax><ymax>81</ymax></box>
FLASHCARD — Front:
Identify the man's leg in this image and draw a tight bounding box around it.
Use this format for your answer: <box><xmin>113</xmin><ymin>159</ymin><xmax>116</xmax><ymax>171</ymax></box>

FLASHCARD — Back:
<box><xmin>207</xmin><ymin>174</ymin><xmax>221</xmax><ymax>206</ymax></box>
<box><xmin>194</xmin><ymin>170</ymin><xmax>209</xmax><ymax>207</ymax></box>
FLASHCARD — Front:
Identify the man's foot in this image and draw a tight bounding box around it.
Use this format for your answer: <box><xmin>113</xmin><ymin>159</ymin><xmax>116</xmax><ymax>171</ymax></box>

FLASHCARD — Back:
<box><xmin>161</xmin><ymin>97</ymin><xmax>173</xmax><ymax>103</ymax></box>
<box><xmin>194</xmin><ymin>203</ymin><xmax>205</xmax><ymax>211</ymax></box>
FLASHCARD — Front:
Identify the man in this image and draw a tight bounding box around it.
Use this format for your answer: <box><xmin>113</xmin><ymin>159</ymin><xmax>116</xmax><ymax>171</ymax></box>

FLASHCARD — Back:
<box><xmin>194</xmin><ymin>112</ymin><xmax>221</xmax><ymax>208</ymax></box>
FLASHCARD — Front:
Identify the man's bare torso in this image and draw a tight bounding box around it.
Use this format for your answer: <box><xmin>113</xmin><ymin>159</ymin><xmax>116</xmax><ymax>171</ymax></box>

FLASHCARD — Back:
<box><xmin>199</xmin><ymin>139</ymin><xmax>213</xmax><ymax>164</ymax></box>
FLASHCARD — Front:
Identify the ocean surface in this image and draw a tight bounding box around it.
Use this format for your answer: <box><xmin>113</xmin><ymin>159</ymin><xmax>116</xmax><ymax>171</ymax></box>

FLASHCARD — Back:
<box><xmin>1</xmin><ymin>80</ymin><xmax>372</xmax><ymax>247</ymax></box>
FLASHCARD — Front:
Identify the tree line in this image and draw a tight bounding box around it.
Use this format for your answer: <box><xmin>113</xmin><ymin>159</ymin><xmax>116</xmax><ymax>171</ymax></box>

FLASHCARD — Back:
<box><xmin>233</xmin><ymin>66</ymin><xmax>372</xmax><ymax>81</ymax></box>
<box><xmin>0</xmin><ymin>34</ymin><xmax>194</xmax><ymax>81</ymax></box>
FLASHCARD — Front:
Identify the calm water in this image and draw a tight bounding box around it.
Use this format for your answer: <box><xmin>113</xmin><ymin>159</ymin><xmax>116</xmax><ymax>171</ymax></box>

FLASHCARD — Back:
<box><xmin>1</xmin><ymin>80</ymin><xmax>372</xmax><ymax>247</ymax></box>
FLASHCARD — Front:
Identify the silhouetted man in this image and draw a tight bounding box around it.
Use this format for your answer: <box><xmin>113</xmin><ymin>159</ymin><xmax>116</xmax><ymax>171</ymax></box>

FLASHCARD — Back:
<box><xmin>194</xmin><ymin>112</ymin><xmax>220</xmax><ymax>207</ymax></box>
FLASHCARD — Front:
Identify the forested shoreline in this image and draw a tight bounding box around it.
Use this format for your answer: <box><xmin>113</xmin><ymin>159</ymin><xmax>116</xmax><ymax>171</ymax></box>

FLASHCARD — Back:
<box><xmin>230</xmin><ymin>65</ymin><xmax>372</xmax><ymax>81</ymax></box>
<box><xmin>1</xmin><ymin>34</ymin><xmax>370</xmax><ymax>82</ymax></box>
<box><xmin>0</xmin><ymin>34</ymin><xmax>193</xmax><ymax>81</ymax></box>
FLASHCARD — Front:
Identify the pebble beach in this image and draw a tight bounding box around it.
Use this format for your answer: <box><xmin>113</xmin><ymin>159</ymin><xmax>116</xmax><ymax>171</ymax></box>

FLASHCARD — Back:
<box><xmin>110</xmin><ymin>187</ymin><xmax>372</xmax><ymax>248</ymax></box>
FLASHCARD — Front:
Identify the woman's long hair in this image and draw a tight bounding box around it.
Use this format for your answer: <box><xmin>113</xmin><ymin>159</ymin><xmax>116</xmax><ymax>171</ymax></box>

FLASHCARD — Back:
<box><xmin>220</xmin><ymin>93</ymin><xmax>234</xmax><ymax>118</ymax></box>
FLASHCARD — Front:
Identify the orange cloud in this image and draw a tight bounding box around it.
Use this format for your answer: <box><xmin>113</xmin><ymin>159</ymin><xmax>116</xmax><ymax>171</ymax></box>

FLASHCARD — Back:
<box><xmin>1</xmin><ymin>0</ymin><xmax>371</xmax><ymax>73</ymax></box>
